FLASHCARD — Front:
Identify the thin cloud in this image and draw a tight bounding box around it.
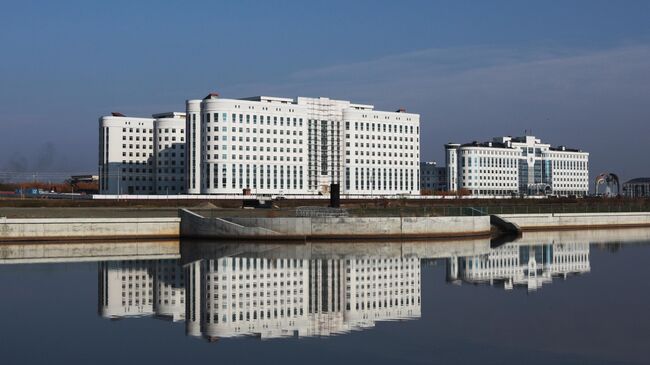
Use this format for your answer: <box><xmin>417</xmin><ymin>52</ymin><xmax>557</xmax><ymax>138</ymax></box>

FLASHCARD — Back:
<box><xmin>230</xmin><ymin>44</ymin><xmax>650</xmax><ymax>181</ymax></box>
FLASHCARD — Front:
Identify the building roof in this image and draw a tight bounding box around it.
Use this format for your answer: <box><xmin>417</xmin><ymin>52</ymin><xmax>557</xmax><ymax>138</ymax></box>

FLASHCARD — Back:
<box><xmin>548</xmin><ymin>146</ymin><xmax>583</xmax><ymax>153</ymax></box>
<box><xmin>459</xmin><ymin>141</ymin><xmax>512</xmax><ymax>149</ymax></box>
<box><xmin>624</xmin><ymin>177</ymin><xmax>650</xmax><ymax>184</ymax></box>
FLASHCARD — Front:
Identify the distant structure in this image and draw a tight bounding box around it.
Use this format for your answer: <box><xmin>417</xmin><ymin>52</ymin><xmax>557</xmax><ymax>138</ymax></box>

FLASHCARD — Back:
<box><xmin>594</xmin><ymin>172</ymin><xmax>620</xmax><ymax>197</ymax></box>
<box><xmin>444</xmin><ymin>135</ymin><xmax>589</xmax><ymax>197</ymax></box>
<box><xmin>68</xmin><ymin>175</ymin><xmax>98</xmax><ymax>184</ymax></box>
<box><xmin>419</xmin><ymin>161</ymin><xmax>447</xmax><ymax>192</ymax></box>
<box><xmin>99</xmin><ymin>93</ymin><xmax>421</xmax><ymax>196</ymax></box>
<box><xmin>622</xmin><ymin>178</ymin><xmax>650</xmax><ymax>198</ymax></box>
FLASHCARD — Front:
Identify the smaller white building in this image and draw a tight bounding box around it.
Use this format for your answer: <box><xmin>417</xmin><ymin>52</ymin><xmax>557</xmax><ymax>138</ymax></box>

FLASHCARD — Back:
<box><xmin>445</xmin><ymin>135</ymin><xmax>589</xmax><ymax>197</ymax></box>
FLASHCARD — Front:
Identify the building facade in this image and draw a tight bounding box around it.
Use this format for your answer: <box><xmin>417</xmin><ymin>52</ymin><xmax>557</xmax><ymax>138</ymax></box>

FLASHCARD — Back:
<box><xmin>419</xmin><ymin>161</ymin><xmax>447</xmax><ymax>192</ymax></box>
<box><xmin>98</xmin><ymin>112</ymin><xmax>186</xmax><ymax>194</ymax></box>
<box><xmin>99</xmin><ymin>93</ymin><xmax>420</xmax><ymax>196</ymax></box>
<box><xmin>445</xmin><ymin>136</ymin><xmax>589</xmax><ymax>197</ymax></box>
<box><xmin>622</xmin><ymin>178</ymin><xmax>650</xmax><ymax>198</ymax></box>
<box><xmin>185</xmin><ymin>93</ymin><xmax>420</xmax><ymax>196</ymax></box>
<box><xmin>186</xmin><ymin>95</ymin><xmax>309</xmax><ymax>195</ymax></box>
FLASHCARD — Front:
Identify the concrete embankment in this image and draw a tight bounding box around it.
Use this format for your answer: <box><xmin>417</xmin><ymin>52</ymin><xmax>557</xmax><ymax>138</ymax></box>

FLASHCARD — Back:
<box><xmin>179</xmin><ymin>209</ymin><xmax>491</xmax><ymax>240</ymax></box>
<box><xmin>497</xmin><ymin>212</ymin><xmax>650</xmax><ymax>231</ymax></box>
<box><xmin>3</xmin><ymin>210</ymin><xmax>650</xmax><ymax>242</ymax></box>
<box><xmin>0</xmin><ymin>217</ymin><xmax>180</xmax><ymax>242</ymax></box>
<box><xmin>0</xmin><ymin>240</ymin><xmax>179</xmax><ymax>264</ymax></box>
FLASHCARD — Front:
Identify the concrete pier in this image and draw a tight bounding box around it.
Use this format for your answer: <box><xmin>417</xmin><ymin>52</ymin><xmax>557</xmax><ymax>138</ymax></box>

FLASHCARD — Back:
<box><xmin>179</xmin><ymin>209</ymin><xmax>492</xmax><ymax>240</ymax></box>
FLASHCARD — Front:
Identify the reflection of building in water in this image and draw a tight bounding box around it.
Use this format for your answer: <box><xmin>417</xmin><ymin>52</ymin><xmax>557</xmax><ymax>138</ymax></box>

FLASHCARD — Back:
<box><xmin>188</xmin><ymin>256</ymin><xmax>421</xmax><ymax>340</ymax></box>
<box><xmin>154</xmin><ymin>259</ymin><xmax>185</xmax><ymax>321</ymax></box>
<box><xmin>99</xmin><ymin>255</ymin><xmax>421</xmax><ymax>340</ymax></box>
<box><xmin>185</xmin><ymin>261</ymin><xmax>202</xmax><ymax>337</ymax></box>
<box><xmin>99</xmin><ymin>260</ymin><xmax>154</xmax><ymax>318</ymax></box>
<box><xmin>98</xmin><ymin>259</ymin><xmax>185</xmax><ymax>320</ymax></box>
<box><xmin>447</xmin><ymin>242</ymin><xmax>590</xmax><ymax>291</ymax></box>
<box><xmin>199</xmin><ymin>258</ymin><xmax>310</xmax><ymax>340</ymax></box>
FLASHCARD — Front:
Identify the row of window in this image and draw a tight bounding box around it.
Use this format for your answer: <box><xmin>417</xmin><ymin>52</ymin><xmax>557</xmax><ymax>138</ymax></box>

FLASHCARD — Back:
<box><xmin>201</xmin><ymin>113</ymin><xmax>304</xmax><ymax>127</ymax></box>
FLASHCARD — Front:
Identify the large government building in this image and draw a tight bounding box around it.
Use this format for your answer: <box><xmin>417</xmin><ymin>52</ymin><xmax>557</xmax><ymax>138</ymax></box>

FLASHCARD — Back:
<box><xmin>445</xmin><ymin>135</ymin><xmax>589</xmax><ymax>197</ymax></box>
<box><xmin>99</xmin><ymin>93</ymin><xmax>420</xmax><ymax>196</ymax></box>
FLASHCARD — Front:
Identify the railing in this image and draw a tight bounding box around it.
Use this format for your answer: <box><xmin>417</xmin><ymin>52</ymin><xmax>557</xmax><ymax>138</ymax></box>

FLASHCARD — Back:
<box><xmin>476</xmin><ymin>203</ymin><xmax>650</xmax><ymax>215</ymax></box>
<box><xmin>347</xmin><ymin>206</ymin><xmax>489</xmax><ymax>217</ymax></box>
<box><xmin>347</xmin><ymin>203</ymin><xmax>650</xmax><ymax>217</ymax></box>
<box><xmin>171</xmin><ymin>201</ymin><xmax>650</xmax><ymax>219</ymax></box>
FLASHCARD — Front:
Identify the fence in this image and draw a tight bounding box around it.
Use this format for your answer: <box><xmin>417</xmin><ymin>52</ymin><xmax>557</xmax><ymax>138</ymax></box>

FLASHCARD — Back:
<box><xmin>348</xmin><ymin>202</ymin><xmax>650</xmax><ymax>217</ymax></box>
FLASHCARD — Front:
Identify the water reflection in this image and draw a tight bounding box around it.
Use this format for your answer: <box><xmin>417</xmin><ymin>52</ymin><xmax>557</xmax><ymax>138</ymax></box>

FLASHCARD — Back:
<box><xmin>99</xmin><ymin>259</ymin><xmax>185</xmax><ymax>320</ymax></box>
<box><xmin>3</xmin><ymin>229</ymin><xmax>650</xmax><ymax>344</ymax></box>
<box><xmin>447</xmin><ymin>242</ymin><xmax>590</xmax><ymax>291</ymax></box>
<box><xmin>99</xmin><ymin>255</ymin><xmax>421</xmax><ymax>340</ymax></box>
<box><xmin>92</xmin><ymin>230</ymin><xmax>627</xmax><ymax>342</ymax></box>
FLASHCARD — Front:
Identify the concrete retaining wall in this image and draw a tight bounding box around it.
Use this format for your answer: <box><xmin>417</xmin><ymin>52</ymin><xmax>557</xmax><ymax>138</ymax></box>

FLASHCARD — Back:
<box><xmin>180</xmin><ymin>209</ymin><xmax>491</xmax><ymax>239</ymax></box>
<box><xmin>498</xmin><ymin>212</ymin><xmax>650</xmax><ymax>231</ymax></box>
<box><xmin>0</xmin><ymin>240</ymin><xmax>180</xmax><ymax>264</ymax></box>
<box><xmin>0</xmin><ymin>216</ymin><xmax>180</xmax><ymax>242</ymax></box>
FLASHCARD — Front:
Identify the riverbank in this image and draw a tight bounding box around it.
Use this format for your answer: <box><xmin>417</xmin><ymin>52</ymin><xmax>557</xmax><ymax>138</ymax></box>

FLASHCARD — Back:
<box><xmin>0</xmin><ymin>217</ymin><xmax>179</xmax><ymax>242</ymax></box>
<box><xmin>3</xmin><ymin>209</ymin><xmax>650</xmax><ymax>242</ymax></box>
<box><xmin>498</xmin><ymin>212</ymin><xmax>650</xmax><ymax>231</ymax></box>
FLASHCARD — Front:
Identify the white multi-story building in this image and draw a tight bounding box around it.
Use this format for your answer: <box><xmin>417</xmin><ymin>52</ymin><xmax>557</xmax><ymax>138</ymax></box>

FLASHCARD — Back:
<box><xmin>342</xmin><ymin>107</ymin><xmax>420</xmax><ymax>195</ymax></box>
<box><xmin>98</xmin><ymin>112</ymin><xmax>186</xmax><ymax>194</ymax></box>
<box><xmin>445</xmin><ymin>135</ymin><xmax>589</xmax><ymax>197</ymax></box>
<box><xmin>186</xmin><ymin>94</ymin><xmax>309</xmax><ymax>195</ymax></box>
<box><xmin>185</xmin><ymin>93</ymin><xmax>420</xmax><ymax>196</ymax></box>
<box><xmin>100</xmin><ymin>93</ymin><xmax>420</xmax><ymax>196</ymax></box>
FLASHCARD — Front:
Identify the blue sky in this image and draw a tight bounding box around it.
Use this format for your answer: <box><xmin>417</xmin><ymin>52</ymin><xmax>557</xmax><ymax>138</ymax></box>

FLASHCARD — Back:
<box><xmin>1</xmin><ymin>0</ymin><xmax>649</xmax><ymax>183</ymax></box>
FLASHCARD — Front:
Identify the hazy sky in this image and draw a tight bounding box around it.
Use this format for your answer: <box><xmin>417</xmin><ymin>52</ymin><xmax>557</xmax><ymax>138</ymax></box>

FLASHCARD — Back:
<box><xmin>1</xmin><ymin>0</ymin><xmax>649</xmax><ymax>183</ymax></box>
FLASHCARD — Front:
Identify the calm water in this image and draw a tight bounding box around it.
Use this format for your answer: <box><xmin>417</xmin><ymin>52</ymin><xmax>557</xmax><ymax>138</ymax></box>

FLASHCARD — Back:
<box><xmin>1</xmin><ymin>230</ymin><xmax>650</xmax><ymax>365</ymax></box>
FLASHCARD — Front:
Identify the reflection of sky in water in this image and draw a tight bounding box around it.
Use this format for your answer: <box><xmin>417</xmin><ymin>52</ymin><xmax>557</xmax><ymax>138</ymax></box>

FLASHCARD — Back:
<box><xmin>1</xmin><ymin>229</ymin><xmax>650</xmax><ymax>365</ymax></box>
